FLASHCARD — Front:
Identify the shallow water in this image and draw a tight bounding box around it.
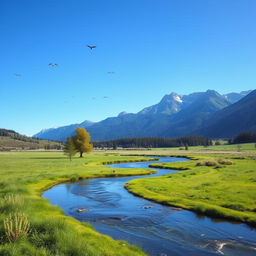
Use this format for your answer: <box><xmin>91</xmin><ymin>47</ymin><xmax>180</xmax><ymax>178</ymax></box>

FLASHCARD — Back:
<box><xmin>43</xmin><ymin>157</ymin><xmax>256</xmax><ymax>256</ymax></box>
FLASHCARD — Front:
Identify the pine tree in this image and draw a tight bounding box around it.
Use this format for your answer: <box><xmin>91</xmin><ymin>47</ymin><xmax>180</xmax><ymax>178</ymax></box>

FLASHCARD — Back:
<box><xmin>64</xmin><ymin>137</ymin><xmax>77</xmax><ymax>161</ymax></box>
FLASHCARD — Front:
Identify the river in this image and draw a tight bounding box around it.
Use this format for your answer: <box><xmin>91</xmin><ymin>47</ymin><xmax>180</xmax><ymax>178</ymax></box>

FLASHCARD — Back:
<box><xmin>43</xmin><ymin>156</ymin><xmax>256</xmax><ymax>256</ymax></box>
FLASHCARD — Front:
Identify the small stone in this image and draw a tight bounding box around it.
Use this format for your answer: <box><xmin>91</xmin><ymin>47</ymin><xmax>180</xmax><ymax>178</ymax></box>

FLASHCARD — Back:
<box><xmin>77</xmin><ymin>208</ymin><xmax>88</xmax><ymax>213</ymax></box>
<box><xmin>143</xmin><ymin>206</ymin><xmax>152</xmax><ymax>209</ymax></box>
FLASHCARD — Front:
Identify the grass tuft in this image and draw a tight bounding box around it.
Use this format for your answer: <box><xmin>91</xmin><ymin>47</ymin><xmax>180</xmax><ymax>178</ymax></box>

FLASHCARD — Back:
<box><xmin>4</xmin><ymin>212</ymin><xmax>30</xmax><ymax>242</ymax></box>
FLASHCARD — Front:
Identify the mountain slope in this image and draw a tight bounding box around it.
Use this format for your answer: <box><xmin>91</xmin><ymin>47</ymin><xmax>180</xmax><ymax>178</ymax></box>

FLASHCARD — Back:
<box><xmin>34</xmin><ymin>121</ymin><xmax>94</xmax><ymax>141</ymax></box>
<box><xmin>0</xmin><ymin>129</ymin><xmax>62</xmax><ymax>150</ymax></box>
<box><xmin>84</xmin><ymin>90</ymin><xmax>229</xmax><ymax>140</ymax></box>
<box><xmin>138</xmin><ymin>92</ymin><xmax>183</xmax><ymax>115</ymax></box>
<box><xmin>195</xmin><ymin>90</ymin><xmax>256</xmax><ymax>138</ymax></box>
<box><xmin>224</xmin><ymin>90</ymin><xmax>252</xmax><ymax>104</ymax></box>
<box><xmin>162</xmin><ymin>90</ymin><xmax>230</xmax><ymax>137</ymax></box>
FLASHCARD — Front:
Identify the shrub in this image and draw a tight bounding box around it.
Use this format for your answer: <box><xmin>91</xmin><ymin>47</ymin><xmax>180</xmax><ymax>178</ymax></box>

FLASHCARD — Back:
<box><xmin>196</xmin><ymin>160</ymin><xmax>218</xmax><ymax>166</ymax></box>
<box><xmin>217</xmin><ymin>159</ymin><xmax>233</xmax><ymax>165</ymax></box>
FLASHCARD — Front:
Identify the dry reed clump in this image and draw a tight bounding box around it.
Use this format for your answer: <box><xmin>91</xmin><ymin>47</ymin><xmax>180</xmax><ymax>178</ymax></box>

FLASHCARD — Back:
<box><xmin>196</xmin><ymin>159</ymin><xmax>234</xmax><ymax>167</ymax></box>
<box><xmin>196</xmin><ymin>160</ymin><xmax>218</xmax><ymax>167</ymax></box>
<box><xmin>4</xmin><ymin>212</ymin><xmax>30</xmax><ymax>242</ymax></box>
<box><xmin>217</xmin><ymin>159</ymin><xmax>233</xmax><ymax>165</ymax></box>
<box><xmin>0</xmin><ymin>194</ymin><xmax>24</xmax><ymax>207</ymax></box>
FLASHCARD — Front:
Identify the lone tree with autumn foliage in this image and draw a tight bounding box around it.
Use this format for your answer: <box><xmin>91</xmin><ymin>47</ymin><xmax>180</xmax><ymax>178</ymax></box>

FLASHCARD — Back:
<box><xmin>72</xmin><ymin>127</ymin><xmax>93</xmax><ymax>157</ymax></box>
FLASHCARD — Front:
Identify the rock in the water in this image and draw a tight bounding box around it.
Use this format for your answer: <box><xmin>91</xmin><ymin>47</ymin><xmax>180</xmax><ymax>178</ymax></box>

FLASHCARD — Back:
<box><xmin>77</xmin><ymin>208</ymin><xmax>88</xmax><ymax>213</ymax></box>
<box><xmin>143</xmin><ymin>206</ymin><xmax>152</xmax><ymax>209</ymax></box>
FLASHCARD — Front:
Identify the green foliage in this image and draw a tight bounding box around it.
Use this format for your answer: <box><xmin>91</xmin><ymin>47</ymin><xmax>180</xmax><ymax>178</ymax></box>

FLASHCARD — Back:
<box><xmin>63</xmin><ymin>138</ymin><xmax>76</xmax><ymax>161</ymax></box>
<box><xmin>233</xmin><ymin>131</ymin><xmax>256</xmax><ymax>144</ymax></box>
<box><xmin>93</xmin><ymin>136</ymin><xmax>212</xmax><ymax>148</ymax></box>
<box><xmin>72</xmin><ymin>128</ymin><xmax>93</xmax><ymax>157</ymax></box>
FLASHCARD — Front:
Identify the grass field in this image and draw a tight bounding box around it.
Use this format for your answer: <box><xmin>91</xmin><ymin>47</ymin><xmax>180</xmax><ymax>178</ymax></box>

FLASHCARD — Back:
<box><xmin>0</xmin><ymin>144</ymin><xmax>255</xmax><ymax>255</ymax></box>
<box><xmin>125</xmin><ymin>152</ymin><xmax>256</xmax><ymax>226</ymax></box>
<box><xmin>0</xmin><ymin>152</ymin><xmax>156</xmax><ymax>256</ymax></box>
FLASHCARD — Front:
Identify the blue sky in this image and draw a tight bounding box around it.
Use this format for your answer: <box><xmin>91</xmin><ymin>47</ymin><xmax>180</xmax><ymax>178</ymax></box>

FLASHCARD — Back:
<box><xmin>1</xmin><ymin>0</ymin><xmax>255</xmax><ymax>136</ymax></box>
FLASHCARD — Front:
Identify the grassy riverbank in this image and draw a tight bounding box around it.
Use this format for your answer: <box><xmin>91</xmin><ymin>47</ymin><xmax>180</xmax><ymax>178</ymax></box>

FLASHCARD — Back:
<box><xmin>126</xmin><ymin>153</ymin><xmax>256</xmax><ymax>226</ymax></box>
<box><xmin>0</xmin><ymin>151</ymin><xmax>156</xmax><ymax>256</ymax></box>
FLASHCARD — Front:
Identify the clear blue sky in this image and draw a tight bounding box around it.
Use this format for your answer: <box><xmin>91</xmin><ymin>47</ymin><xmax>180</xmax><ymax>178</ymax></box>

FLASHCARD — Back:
<box><xmin>1</xmin><ymin>0</ymin><xmax>255</xmax><ymax>136</ymax></box>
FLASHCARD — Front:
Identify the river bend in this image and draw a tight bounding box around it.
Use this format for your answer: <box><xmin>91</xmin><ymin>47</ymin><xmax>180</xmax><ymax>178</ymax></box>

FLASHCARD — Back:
<box><xmin>43</xmin><ymin>156</ymin><xmax>256</xmax><ymax>256</ymax></box>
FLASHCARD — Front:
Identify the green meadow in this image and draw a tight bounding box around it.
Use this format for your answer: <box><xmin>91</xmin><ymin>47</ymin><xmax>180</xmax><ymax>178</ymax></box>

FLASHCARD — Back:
<box><xmin>126</xmin><ymin>152</ymin><xmax>256</xmax><ymax>226</ymax></box>
<box><xmin>0</xmin><ymin>152</ymin><xmax>156</xmax><ymax>256</ymax></box>
<box><xmin>0</xmin><ymin>144</ymin><xmax>256</xmax><ymax>255</ymax></box>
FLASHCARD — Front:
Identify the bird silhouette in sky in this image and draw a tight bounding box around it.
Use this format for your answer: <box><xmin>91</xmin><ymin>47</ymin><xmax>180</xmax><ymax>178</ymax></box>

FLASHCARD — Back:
<box><xmin>103</xmin><ymin>96</ymin><xmax>109</xmax><ymax>99</ymax></box>
<box><xmin>107</xmin><ymin>72</ymin><xmax>115</xmax><ymax>74</ymax></box>
<box><xmin>87</xmin><ymin>45</ymin><xmax>96</xmax><ymax>50</ymax></box>
<box><xmin>14</xmin><ymin>73</ymin><xmax>22</xmax><ymax>76</ymax></box>
<box><xmin>48</xmin><ymin>63</ymin><xmax>58</xmax><ymax>66</ymax></box>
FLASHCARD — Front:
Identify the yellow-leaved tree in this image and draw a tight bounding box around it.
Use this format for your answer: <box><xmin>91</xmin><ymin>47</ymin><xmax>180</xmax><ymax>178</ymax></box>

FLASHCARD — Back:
<box><xmin>72</xmin><ymin>127</ymin><xmax>93</xmax><ymax>157</ymax></box>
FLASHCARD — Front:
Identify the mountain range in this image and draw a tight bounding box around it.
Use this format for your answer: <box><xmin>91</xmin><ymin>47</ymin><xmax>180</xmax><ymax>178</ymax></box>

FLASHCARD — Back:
<box><xmin>33</xmin><ymin>89</ymin><xmax>255</xmax><ymax>141</ymax></box>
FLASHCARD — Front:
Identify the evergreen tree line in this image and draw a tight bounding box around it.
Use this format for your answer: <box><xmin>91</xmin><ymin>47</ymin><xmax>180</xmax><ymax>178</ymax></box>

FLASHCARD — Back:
<box><xmin>93</xmin><ymin>136</ymin><xmax>212</xmax><ymax>149</ymax></box>
<box><xmin>231</xmin><ymin>132</ymin><xmax>256</xmax><ymax>144</ymax></box>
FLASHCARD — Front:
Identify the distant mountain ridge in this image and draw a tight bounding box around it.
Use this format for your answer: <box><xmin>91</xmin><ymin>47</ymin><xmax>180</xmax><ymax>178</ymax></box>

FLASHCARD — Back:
<box><xmin>33</xmin><ymin>89</ymin><xmax>254</xmax><ymax>141</ymax></box>
<box><xmin>34</xmin><ymin>121</ymin><xmax>94</xmax><ymax>142</ymax></box>
<box><xmin>194</xmin><ymin>90</ymin><xmax>256</xmax><ymax>138</ymax></box>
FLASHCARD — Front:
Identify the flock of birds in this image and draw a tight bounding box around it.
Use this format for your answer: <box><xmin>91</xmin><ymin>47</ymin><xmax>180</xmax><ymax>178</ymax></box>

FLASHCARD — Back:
<box><xmin>14</xmin><ymin>44</ymin><xmax>115</xmax><ymax>76</ymax></box>
<box><xmin>14</xmin><ymin>44</ymin><xmax>112</xmax><ymax>101</ymax></box>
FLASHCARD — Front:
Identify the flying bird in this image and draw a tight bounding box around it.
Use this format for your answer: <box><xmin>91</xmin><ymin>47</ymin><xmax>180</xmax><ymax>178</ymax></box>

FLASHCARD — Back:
<box><xmin>48</xmin><ymin>63</ymin><xmax>58</xmax><ymax>66</ymax></box>
<box><xmin>107</xmin><ymin>72</ymin><xmax>115</xmax><ymax>74</ymax></box>
<box><xmin>103</xmin><ymin>96</ymin><xmax>109</xmax><ymax>99</ymax></box>
<box><xmin>14</xmin><ymin>73</ymin><xmax>22</xmax><ymax>76</ymax></box>
<box><xmin>87</xmin><ymin>45</ymin><xmax>96</xmax><ymax>50</ymax></box>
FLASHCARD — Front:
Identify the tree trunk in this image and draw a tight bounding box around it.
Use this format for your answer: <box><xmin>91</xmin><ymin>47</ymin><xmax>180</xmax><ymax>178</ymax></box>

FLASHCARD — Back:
<box><xmin>80</xmin><ymin>152</ymin><xmax>83</xmax><ymax>158</ymax></box>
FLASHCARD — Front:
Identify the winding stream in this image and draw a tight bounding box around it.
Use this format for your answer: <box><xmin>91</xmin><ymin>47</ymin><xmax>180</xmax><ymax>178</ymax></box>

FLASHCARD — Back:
<box><xmin>43</xmin><ymin>156</ymin><xmax>256</xmax><ymax>256</ymax></box>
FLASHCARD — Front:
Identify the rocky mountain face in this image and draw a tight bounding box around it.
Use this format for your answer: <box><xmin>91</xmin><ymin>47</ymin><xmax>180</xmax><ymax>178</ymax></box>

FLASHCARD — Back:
<box><xmin>33</xmin><ymin>90</ymin><xmax>255</xmax><ymax>141</ymax></box>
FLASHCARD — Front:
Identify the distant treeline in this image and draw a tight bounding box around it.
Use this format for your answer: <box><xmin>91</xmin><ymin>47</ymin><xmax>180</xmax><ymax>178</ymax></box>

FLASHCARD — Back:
<box><xmin>93</xmin><ymin>136</ymin><xmax>212</xmax><ymax>148</ymax></box>
<box><xmin>232</xmin><ymin>132</ymin><xmax>256</xmax><ymax>144</ymax></box>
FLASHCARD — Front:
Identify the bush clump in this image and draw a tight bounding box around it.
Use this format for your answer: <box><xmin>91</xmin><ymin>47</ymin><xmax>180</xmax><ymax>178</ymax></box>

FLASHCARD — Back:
<box><xmin>217</xmin><ymin>159</ymin><xmax>233</xmax><ymax>165</ymax></box>
<box><xmin>196</xmin><ymin>160</ymin><xmax>218</xmax><ymax>167</ymax></box>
